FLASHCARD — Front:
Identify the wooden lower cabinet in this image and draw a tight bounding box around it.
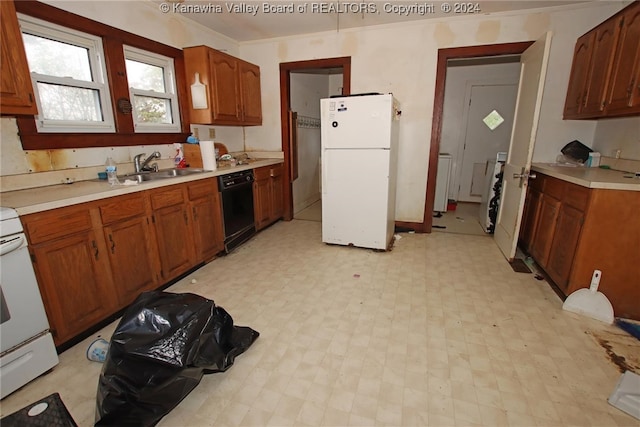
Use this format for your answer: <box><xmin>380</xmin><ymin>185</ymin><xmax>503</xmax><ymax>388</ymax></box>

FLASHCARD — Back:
<box><xmin>520</xmin><ymin>172</ymin><xmax>640</xmax><ymax>320</ymax></box>
<box><xmin>188</xmin><ymin>178</ymin><xmax>224</xmax><ymax>262</ymax></box>
<box><xmin>22</xmin><ymin>179</ymin><xmax>224</xmax><ymax>347</ymax></box>
<box><xmin>24</xmin><ymin>205</ymin><xmax>117</xmax><ymax>346</ymax></box>
<box><xmin>529</xmin><ymin>194</ymin><xmax>561</xmax><ymax>268</ymax></box>
<box><xmin>149</xmin><ymin>185</ymin><xmax>195</xmax><ymax>281</ymax></box>
<box><xmin>253</xmin><ymin>164</ymin><xmax>284</xmax><ymax>231</ymax></box>
<box><xmin>99</xmin><ymin>193</ymin><xmax>159</xmax><ymax>306</ymax></box>
<box><xmin>546</xmin><ymin>204</ymin><xmax>584</xmax><ymax>293</ymax></box>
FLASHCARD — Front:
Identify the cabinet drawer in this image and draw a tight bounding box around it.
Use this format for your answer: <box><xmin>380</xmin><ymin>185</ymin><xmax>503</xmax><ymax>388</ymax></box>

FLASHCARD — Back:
<box><xmin>188</xmin><ymin>178</ymin><xmax>217</xmax><ymax>200</ymax></box>
<box><xmin>150</xmin><ymin>185</ymin><xmax>186</xmax><ymax>209</ymax></box>
<box><xmin>24</xmin><ymin>207</ymin><xmax>93</xmax><ymax>244</ymax></box>
<box><xmin>269</xmin><ymin>165</ymin><xmax>283</xmax><ymax>178</ymax></box>
<box><xmin>99</xmin><ymin>193</ymin><xmax>147</xmax><ymax>224</ymax></box>
<box><xmin>562</xmin><ymin>182</ymin><xmax>589</xmax><ymax>211</ymax></box>
<box><xmin>543</xmin><ymin>176</ymin><xmax>564</xmax><ymax>200</ymax></box>
<box><xmin>253</xmin><ymin>166</ymin><xmax>271</xmax><ymax>180</ymax></box>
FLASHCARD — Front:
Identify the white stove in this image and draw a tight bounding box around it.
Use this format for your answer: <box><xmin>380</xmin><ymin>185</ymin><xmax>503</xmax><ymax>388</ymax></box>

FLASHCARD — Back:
<box><xmin>0</xmin><ymin>207</ymin><xmax>58</xmax><ymax>398</ymax></box>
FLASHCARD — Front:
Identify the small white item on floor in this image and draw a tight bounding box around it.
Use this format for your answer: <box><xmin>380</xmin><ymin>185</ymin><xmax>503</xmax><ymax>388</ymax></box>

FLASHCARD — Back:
<box><xmin>562</xmin><ymin>269</ymin><xmax>614</xmax><ymax>324</ymax></box>
<box><xmin>87</xmin><ymin>338</ymin><xmax>109</xmax><ymax>363</ymax></box>
<box><xmin>608</xmin><ymin>370</ymin><xmax>640</xmax><ymax>420</ymax></box>
<box><xmin>191</xmin><ymin>279</ymin><xmax>197</xmax><ymax>284</ymax></box>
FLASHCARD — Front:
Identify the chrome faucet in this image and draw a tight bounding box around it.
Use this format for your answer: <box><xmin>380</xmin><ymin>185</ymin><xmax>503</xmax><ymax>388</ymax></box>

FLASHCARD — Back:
<box><xmin>134</xmin><ymin>151</ymin><xmax>161</xmax><ymax>173</ymax></box>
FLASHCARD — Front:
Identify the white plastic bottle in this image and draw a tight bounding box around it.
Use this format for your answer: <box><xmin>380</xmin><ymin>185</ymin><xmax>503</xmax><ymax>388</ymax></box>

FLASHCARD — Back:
<box><xmin>105</xmin><ymin>157</ymin><xmax>119</xmax><ymax>185</ymax></box>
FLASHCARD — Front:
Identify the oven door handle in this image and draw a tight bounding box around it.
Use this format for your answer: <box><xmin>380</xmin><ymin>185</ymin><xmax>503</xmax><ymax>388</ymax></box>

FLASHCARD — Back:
<box><xmin>0</xmin><ymin>235</ymin><xmax>25</xmax><ymax>256</ymax></box>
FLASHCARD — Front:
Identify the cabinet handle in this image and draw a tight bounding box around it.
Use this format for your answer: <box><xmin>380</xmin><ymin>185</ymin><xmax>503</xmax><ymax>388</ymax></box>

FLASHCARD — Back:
<box><xmin>109</xmin><ymin>234</ymin><xmax>115</xmax><ymax>254</ymax></box>
<box><xmin>92</xmin><ymin>240</ymin><xmax>99</xmax><ymax>260</ymax></box>
<box><xmin>183</xmin><ymin>211</ymin><xmax>189</xmax><ymax>225</ymax></box>
<box><xmin>192</xmin><ymin>206</ymin><xmax>198</xmax><ymax>221</ymax></box>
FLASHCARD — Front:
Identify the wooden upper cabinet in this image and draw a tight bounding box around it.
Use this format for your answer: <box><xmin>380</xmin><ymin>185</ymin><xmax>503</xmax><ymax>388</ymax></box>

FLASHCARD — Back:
<box><xmin>184</xmin><ymin>45</ymin><xmax>262</xmax><ymax>126</ymax></box>
<box><xmin>564</xmin><ymin>32</ymin><xmax>594</xmax><ymax>118</ymax></box>
<box><xmin>564</xmin><ymin>1</ymin><xmax>640</xmax><ymax>119</ymax></box>
<box><xmin>209</xmin><ymin>50</ymin><xmax>242</xmax><ymax>123</ymax></box>
<box><xmin>606</xmin><ymin>1</ymin><xmax>640</xmax><ymax>115</ymax></box>
<box><xmin>581</xmin><ymin>17</ymin><xmax>622</xmax><ymax>115</ymax></box>
<box><xmin>239</xmin><ymin>60</ymin><xmax>262</xmax><ymax>125</ymax></box>
<box><xmin>0</xmin><ymin>0</ymin><xmax>37</xmax><ymax>116</ymax></box>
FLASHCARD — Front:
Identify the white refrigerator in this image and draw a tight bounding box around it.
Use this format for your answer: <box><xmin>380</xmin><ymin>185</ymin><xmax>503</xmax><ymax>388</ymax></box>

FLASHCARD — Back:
<box><xmin>321</xmin><ymin>94</ymin><xmax>400</xmax><ymax>250</ymax></box>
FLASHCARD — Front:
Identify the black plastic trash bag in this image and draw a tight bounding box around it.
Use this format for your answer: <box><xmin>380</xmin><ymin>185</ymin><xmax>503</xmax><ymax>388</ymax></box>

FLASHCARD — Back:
<box><xmin>95</xmin><ymin>291</ymin><xmax>259</xmax><ymax>426</ymax></box>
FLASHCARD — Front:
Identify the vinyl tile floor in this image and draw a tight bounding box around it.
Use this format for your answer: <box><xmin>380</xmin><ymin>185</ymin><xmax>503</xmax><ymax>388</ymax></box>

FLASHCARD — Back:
<box><xmin>1</xmin><ymin>220</ymin><xmax>638</xmax><ymax>426</ymax></box>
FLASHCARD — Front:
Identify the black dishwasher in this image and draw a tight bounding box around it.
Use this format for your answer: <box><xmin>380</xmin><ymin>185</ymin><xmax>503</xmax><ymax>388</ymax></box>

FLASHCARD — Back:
<box><xmin>218</xmin><ymin>169</ymin><xmax>256</xmax><ymax>253</ymax></box>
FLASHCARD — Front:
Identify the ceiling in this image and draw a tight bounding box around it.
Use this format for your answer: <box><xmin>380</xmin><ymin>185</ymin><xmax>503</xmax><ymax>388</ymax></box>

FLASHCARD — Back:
<box><xmin>161</xmin><ymin>0</ymin><xmax>585</xmax><ymax>42</ymax></box>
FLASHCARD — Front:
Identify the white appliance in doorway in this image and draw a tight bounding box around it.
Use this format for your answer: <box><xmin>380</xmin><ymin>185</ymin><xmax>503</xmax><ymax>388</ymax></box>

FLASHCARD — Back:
<box><xmin>320</xmin><ymin>93</ymin><xmax>400</xmax><ymax>250</ymax></box>
<box><xmin>0</xmin><ymin>207</ymin><xmax>58</xmax><ymax>398</ymax></box>
<box><xmin>479</xmin><ymin>152</ymin><xmax>507</xmax><ymax>233</ymax></box>
<box><xmin>434</xmin><ymin>154</ymin><xmax>452</xmax><ymax>212</ymax></box>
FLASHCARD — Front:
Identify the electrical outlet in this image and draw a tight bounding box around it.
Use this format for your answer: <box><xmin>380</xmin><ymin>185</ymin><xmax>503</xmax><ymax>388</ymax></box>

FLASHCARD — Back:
<box><xmin>209</xmin><ymin>128</ymin><xmax>216</xmax><ymax>139</ymax></box>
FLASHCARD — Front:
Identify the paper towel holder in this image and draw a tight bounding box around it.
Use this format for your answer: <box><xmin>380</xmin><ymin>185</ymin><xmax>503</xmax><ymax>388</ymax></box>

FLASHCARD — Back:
<box><xmin>191</xmin><ymin>72</ymin><xmax>208</xmax><ymax>110</ymax></box>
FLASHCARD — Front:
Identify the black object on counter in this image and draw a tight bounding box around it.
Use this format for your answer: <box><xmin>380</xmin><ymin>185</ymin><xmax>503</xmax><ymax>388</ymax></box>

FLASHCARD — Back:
<box><xmin>95</xmin><ymin>291</ymin><xmax>259</xmax><ymax>427</ymax></box>
<box><xmin>561</xmin><ymin>140</ymin><xmax>593</xmax><ymax>163</ymax></box>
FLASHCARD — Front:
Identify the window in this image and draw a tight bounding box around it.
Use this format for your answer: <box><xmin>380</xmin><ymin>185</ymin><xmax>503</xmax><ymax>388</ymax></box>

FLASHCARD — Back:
<box><xmin>124</xmin><ymin>46</ymin><xmax>181</xmax><ymax>133</ymax></box>
<box><xmin>14</xmin><ymin>1</ymin><xmax>189</xmax><ymax>150</ymax></box>
<box><xmin>19</xmin><ymin>15</ymin><xmax>115</xmax><ymax>133</ymax></box>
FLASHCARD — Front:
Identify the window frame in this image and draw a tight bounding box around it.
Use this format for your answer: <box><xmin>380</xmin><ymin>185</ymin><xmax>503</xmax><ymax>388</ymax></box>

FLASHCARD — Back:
<box><xmin>14</xmin><ymin>1</ymin><xmax>190</xmax><ymax>150</ymax></box>
<box><xmin>19</xmin><ymin>14</ymin><xmax>116</xmax><ymax>133</ymax></box>
<box><xmin>124</xmin><ymin>45</ymin><xmax>181</xmax><ymax>133</ymax></box>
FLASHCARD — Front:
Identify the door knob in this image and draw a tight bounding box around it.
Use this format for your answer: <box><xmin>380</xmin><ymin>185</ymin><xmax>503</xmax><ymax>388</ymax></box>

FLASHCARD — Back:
<box><xmin>514</xmin><ymin>172</ymin><xmax>537</xmax><ymax>179</ymax></box>
<box><xmin>513</xmin><ymin>168</ymin><xmax>536</xmax><ymax>188</ymax></box>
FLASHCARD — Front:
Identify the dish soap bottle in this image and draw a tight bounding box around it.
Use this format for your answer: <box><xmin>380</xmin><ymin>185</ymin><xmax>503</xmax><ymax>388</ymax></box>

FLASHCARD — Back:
<box><xmin>105</xmin><ymin>157</ymin><xmax>119</xmax><ymax>185</ymax></box>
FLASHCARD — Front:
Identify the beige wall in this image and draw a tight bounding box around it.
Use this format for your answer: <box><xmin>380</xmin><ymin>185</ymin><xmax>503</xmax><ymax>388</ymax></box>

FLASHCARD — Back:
<box><xmin>2</xmin><ymin>1</ymin><xmax>636</xmax><ymax>216</ymax></box>
<box><xmin>239</xmin><ymin>2</ymin><xmax>628</xmax><ymax>222</ymax></box>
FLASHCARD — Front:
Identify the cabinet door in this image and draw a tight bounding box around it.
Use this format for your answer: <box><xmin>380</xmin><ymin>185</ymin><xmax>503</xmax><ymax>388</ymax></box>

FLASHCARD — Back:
<box><xmin>564</xmin><ymin>32</ymin><xmax>595</xmax><ymax>118</ymax></box>
<box><xmin>153</xmin><ymin>203</ymin><xmax>194</xmax><ymax>280</ymax></box>
<box><xmin>546</xmin><ymin>205</ymin><xmax>584</xmax><ymax>293</ymax></box>
<box><xmin>188</xmin><ymin>179</ymin><xmax>223</xmax><ymax>261</ymax></box>
<box><xmin>0</xmin><ymin>0</ymin><xmax>37</xmax><ymax>115</ymax></box>
<box><xmin>530</xmin><ymin>194</ymin><xmax>561</xmax><ymax>268</ymax></box>
<box><xmin>606</xmin><ymin>2</ymin><xmax>640</xmax><ymax>115</ymax></box>
<box><xmin>581</xmin><ymin>16</ymin><xmax>622</xmax><ymax>115</ymax></box>
<box><xmin>270</xmin><ymin>164</ymin><xmax>284</xmax><ymax>221</ymax></box>
<box><xmin>31</xmin><ymin>231</ymin><xmax>114</xmax><ymax>345</ymax></box>
<box><xmin>253</xmin><ymin>174</ymin><xmax>271</xmax><ymax>231</ymax></box>
<box><xmin>209</xmin><ymin>50</ymin><xmax>241</xmax><ymax>123</ymax></box>
<box><xmin>519</xmin><ymin>188</ymin><xmax>542</xmax><ymax>253</ymax></box>
<box><xmin>239</xmin><ymin>60</ymin><xmax>262</xmax><ymax>125</ymax></box>
<box><xmin>103</xmin><ymin>217</ymin><xmax>158</xmax><ymax>305</ymax></box>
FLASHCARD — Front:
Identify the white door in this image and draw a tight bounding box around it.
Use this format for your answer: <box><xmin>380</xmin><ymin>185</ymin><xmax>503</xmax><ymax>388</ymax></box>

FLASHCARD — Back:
<box><xmin>457</xmin><ymin>84</ymin><xmax>518</xmax><ymax>202</ymax></box>
<box><xmin>494</xmin><ymin>32</ymin><xmax>553</xmax><ymax>260</ymax></box>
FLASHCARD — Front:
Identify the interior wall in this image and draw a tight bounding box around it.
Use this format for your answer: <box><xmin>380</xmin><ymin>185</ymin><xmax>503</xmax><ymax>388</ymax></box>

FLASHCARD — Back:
<box><xmin>440</xmin><ymin>62</ymin><xmax>521</xmax><ymax>201</ymax></box>
<box><xmin>240</xmin><ymin>2</ymin><xmax>628</xmax><ymax>223</ymax></box>
<box><xmin>593</xmin><ymin>117</ymin><xmax>640</xmax><ymax>160</ymax></box>
<box><xmin>290</xmin><ymin>73</ymin><xmax>329</xmax><ymax>214</ymax></box>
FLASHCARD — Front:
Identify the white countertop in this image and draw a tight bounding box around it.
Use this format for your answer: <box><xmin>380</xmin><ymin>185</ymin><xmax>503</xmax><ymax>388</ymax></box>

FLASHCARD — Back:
<box><xmin>0</xmin><ymin>159</ymin><xmax>283</xmax><ymax>216</ymax></box>
<box><xmin>531</xmin><ymin>163</ymin><xmax>640</xmax><ymax>191</ymax></box>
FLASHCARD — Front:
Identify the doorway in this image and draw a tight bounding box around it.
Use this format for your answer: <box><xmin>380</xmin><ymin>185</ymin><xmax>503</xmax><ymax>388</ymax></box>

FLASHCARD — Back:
<box><xmin>279</xmin><ymin>57</ymin><xmax>351</xmax><ymax>222</ymax></box>
<box><xmin>433</xmin><ymin>57</ymin><xmax>521</xmax><ymax>236</ymax></box>
<box><xmin>422</xmin><ymin>42</ymin><xmax>533</xmax><ymax>234</ymax></box>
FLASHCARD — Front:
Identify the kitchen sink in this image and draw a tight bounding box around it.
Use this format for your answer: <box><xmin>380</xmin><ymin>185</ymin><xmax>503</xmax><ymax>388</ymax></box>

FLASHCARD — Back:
<box><xmin>121</xmin><ymin>168</ymin><xmax>209</xmax><ymax>183</ymax></box>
